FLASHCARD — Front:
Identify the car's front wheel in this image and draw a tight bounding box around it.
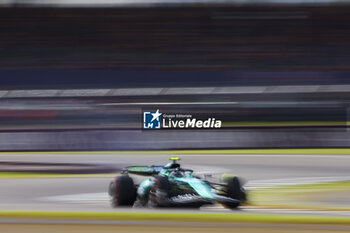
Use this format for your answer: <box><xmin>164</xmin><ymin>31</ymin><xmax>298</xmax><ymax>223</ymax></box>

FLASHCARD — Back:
<box><xmin>148</xmin><ymin>175</ymin><xmax>170</xmax><ymax>207</ymax></box>
<box><xmin>221</xmin><ymin>175</ymin><xmax>246</xmax><ymax>209</ymax></box>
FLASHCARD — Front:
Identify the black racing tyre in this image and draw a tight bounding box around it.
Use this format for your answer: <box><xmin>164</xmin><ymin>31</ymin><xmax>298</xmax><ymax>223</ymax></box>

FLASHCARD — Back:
<box><xmin>109</xmin><ymin>175</ymin><xmax>136</xmax><ymax>207</ymax></box>
<box><xmin>149</xmin><ymin>175</ymin><xmax>170</xmax><ymax>207</ymax></box>
<box><xmin>223</xmin><ymin>176</ymin><xmax>246</xmax><ymax>209</ymax></box>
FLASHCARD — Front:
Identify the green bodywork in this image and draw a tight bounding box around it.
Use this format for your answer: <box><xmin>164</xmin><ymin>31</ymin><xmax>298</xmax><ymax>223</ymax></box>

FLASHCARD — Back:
<box><xmin>137</xmin><ymin>167</ymin><xmax>216</xmax><ymax>200</ymax></box>
<box><xmin>174</xmin><ymin>176</ymin><xmax>214</xmax><ymax>199</ymax></box>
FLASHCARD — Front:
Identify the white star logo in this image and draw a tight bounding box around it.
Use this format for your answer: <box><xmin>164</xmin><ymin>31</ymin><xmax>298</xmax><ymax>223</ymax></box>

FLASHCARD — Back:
<box><xmin>151</xmin><ymin>109</ymin><xmax>162</xmax><ymax>122</ymax></box>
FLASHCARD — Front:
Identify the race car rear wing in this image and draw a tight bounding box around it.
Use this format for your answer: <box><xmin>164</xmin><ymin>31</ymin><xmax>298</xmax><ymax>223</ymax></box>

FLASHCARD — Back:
<box><xmin>122</xmin><ymin>165</ymin><xmax>164</xmax><ymax>176</ymax></box>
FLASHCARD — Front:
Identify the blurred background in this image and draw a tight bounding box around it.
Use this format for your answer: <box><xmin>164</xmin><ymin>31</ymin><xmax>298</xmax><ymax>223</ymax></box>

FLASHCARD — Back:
<box><xmin>0</xmin><ymin>1</ymin><xmax>350</xmax><ymax>232</ymax></box>
<box><xmin>1</xmin><ymin>0</ymin><xmax>350</xmax><ymax>150</ymax></box>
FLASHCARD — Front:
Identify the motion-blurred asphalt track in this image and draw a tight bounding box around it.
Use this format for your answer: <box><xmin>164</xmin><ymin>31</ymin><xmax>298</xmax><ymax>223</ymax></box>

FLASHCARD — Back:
<box><xmin>0</xmin><ymin>152</ymin><xmax>349</xmax><ymax>216</ymax></box>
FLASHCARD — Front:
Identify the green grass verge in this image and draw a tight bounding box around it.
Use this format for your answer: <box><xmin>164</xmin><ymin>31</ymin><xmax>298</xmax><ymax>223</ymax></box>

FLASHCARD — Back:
<box><xmin>0</xmin><ymin>211</ymin><xmax>349</xmax><ymax>225</ymax></box>
<box><xmin>249</xmin><ymin>181</ymin><xmax>350</xmax><ymax>211</ymax></box>
<box><xmin>1</xmin><ymin>148</ymin><xmax>350</xmax><ymax>155</ymax></box>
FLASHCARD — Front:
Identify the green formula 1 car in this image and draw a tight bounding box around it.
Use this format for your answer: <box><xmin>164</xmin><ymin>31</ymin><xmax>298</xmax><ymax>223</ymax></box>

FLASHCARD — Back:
<box><xmin>108</xmin><ymin>158</ymin><xmax>246</xmax><ymax>209</ymax></box>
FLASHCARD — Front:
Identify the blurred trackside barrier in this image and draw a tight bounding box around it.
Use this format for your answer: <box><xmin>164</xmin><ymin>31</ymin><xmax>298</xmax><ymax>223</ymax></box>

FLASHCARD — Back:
<box><xmin>0</xmin><ymin>129</ymin><xmax>349</xmax><ymax>151</ymax></box>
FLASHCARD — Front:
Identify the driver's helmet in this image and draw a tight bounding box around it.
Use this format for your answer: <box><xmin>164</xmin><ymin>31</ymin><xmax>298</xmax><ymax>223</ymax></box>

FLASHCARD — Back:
<box><xmin>171</xmin><ymin>170</ymin><xmax>184</xmax><ymax>178</ymax></box>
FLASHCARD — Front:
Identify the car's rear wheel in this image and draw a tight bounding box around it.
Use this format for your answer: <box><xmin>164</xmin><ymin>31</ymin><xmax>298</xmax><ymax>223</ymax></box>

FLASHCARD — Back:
<box><xmin>109</xmin><ymin>175</ymin><xmax>136</xmax><ymax>207</ymax></box>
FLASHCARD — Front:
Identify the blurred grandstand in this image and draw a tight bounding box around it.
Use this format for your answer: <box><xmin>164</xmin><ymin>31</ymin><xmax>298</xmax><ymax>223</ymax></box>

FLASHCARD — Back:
<box><xmin>1</xmin><ymin>1</ymin><xmax>350</xmax><ymax>70</ymax></box>
<box><xmin>0</xmin><ymin>0</ymin><xmax>350</xmax><ymax>151</ymax></box>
